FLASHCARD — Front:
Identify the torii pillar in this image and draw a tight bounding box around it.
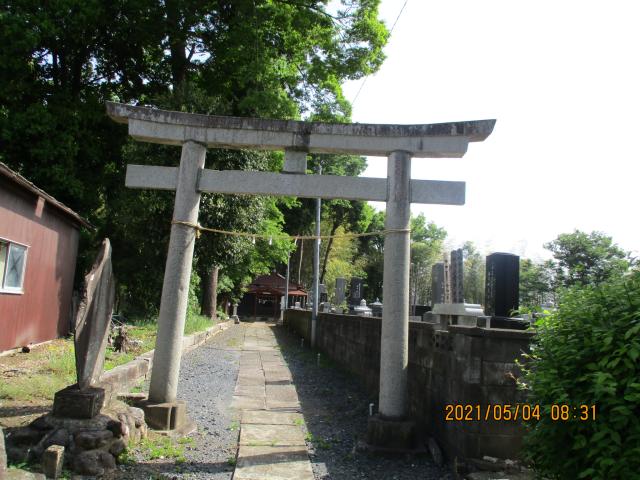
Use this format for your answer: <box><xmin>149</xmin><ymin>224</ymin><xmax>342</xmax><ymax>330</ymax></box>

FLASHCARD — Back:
<box><xmin>107</xmin><ymin>102</ymin><xmax>495</xmax><ymax>444</ymax></box>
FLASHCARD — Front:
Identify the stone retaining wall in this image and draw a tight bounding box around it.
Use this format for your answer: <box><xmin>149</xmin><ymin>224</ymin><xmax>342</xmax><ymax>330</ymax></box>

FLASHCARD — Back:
<box><xmin>283</xmin><ymin>310</ymin><xmax>533</xmax><ymax>462</ymax></box>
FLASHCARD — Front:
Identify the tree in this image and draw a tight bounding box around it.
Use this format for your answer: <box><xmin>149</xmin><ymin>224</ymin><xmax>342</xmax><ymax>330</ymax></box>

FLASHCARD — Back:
<box><xmin>544</xmin><ymin>230</ymin><xmax>631</xmax><ymax>288</ymax></box>
<box><xmin>359</xmin><ymin>210</ymin><xmax>386</xmax><ymax>300</ymax></box>
<box><xmin>1</xmin><ymin>0</ymin><xmax>390</xmax><ymax>315</ymax></box>
<box><xmin>409</xmin><ymin>214</ymin><xmax>446</xmax><ymax>306</ymax></box>
<box><xmin>462</xmin><ymin>241</ymin><xmax>484</xmax><ymax>305</ymax></box>
<box><xmin>519</xmin><ymin>259</ymin><xmax>555</xmax><ymax>309</ymax></box>
<box><xmin>520</xmin><ymin>271</ymin><xmax>640</xmax><ymax>479</ymax></box>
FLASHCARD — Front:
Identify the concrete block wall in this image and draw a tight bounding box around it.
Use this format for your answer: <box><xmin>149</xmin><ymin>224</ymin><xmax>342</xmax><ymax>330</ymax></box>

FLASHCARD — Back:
<box><xmin>283</xmin><ymin>310</ymin><xmax>534</xmax><ymax>462</ymax></box>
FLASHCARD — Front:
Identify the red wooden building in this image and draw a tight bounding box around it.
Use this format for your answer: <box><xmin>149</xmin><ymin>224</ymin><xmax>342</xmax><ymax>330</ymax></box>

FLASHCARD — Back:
<box><xmin>237</xmin><ymin>272</ymin><xmax>307</xmax><ymax>320</ymax></box>
<box><xmin>0</xmin><ymin>163</ymin><xmax>91</xmax><ymax>352</ymax></box>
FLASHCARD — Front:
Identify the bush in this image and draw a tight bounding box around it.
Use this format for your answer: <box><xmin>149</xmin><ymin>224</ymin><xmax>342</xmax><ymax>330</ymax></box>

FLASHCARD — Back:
<box><xmin>521</xmin><ymin>270</ymin><xmax>640</xmax><ymax>479</ymax></box>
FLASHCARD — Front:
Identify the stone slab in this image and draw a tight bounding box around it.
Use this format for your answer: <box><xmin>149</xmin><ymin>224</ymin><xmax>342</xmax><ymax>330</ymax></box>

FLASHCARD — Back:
<box><xmin>240</xmin><ymin>424</ymin><xmax>306</xmax><ymax>447</ymax></box>
<box><xmin>42</xmin><ymin>444</ymin><xmax>64</xmax><ymax>479</ymax></box>
<box><xmin>265</xmin><ymin>385</ymin><xmax>298</xmax><ymax>402</ymax></box>
<box><xmin>235</xmin><ymin>385</ymin><xmax>266</xmax><ymax>397</ymax></box>
<box><xmin>237</xmin><ymin>376</ymin><xmax>266</xmax><ymax>387</ymax></box>
<box><xmin>242</xmin><ymin>410</ymin><xmax>304</xmax><ymax>426</ymax></box>
<box><xmin>0</xmin><ymin>426</ymin><xmax>6</xmax><ymax>476</ymax></box>
<box><xmin>232</xmin><ymin>396</ymin><xmax>266</xmax><ymax>410</ymax></box>
<box><xmin>235</xmin><ymin>446</ymin><xmax>313</xmax><ymax>480</ymax></box>
<box><xmin>266</xmin><ymin>398</ymin><xmax>301</xmax><ymax>410</ymax></box>
<box><xmin>74</xmin><ymin>239</ymin><xmax>115</xmax><ymax>389</ymax></box>
<box><xmin>52</xmin><ymin>385</ymin><xmax>105</xmax><ymax>419</ymax></box>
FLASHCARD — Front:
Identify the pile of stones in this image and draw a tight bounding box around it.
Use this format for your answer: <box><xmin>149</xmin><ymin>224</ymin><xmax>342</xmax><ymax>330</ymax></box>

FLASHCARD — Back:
<box><xmin>4</xmin><ymin>400</ymin><xmax>146</xmax><ymax>477</ymax></box>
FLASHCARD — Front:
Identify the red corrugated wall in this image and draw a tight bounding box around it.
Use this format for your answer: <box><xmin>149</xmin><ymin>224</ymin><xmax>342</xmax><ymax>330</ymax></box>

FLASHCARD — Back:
<box><xmin>0</xmin><ymin>178</ymin><xmax>80</xmax><ymax>351</ymax></box>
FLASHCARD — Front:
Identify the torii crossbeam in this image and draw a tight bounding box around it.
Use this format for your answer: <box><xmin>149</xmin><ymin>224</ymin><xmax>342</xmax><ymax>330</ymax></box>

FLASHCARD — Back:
<box><xmin>107</xmin><ymin>102</ymin><xmax>495</xmax><ymax>444</ymax></box>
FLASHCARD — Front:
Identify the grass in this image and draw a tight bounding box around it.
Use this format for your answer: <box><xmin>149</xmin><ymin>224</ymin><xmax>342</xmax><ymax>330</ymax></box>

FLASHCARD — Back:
<box><xmin>0</xmin><ymin>311</ymin><xmax>216</xmax><ymax>403</ymax></box>
<box><xmin>305</xmin><ymin>432</ymin><xmax>331</xmax><ymax>450</ymax></box>
<box><xmin>139</xmin><ymin>436</ymin><xmax>188</xmax><ymax>464</ymax></box>
<box><xmin>184</xmin><ymin>312</ymin><xmax>215</xmax><ymax>335</ymax></box>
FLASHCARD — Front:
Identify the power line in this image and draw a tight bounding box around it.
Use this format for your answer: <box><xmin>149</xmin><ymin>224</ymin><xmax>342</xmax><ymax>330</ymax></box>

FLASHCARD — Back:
<box><xmin>351</xmin><ymin>0</ymin><xmax>410</xmax><ymax>107</ymax></box>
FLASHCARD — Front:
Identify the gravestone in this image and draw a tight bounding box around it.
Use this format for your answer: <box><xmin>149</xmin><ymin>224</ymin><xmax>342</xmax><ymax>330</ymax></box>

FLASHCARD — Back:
<box><xmin>334</xmin><ymin>277</ymin><xmax>347</xmax><ymax>306</ymax></box>
<box><xmin>350</xmin><ymin>277</ymin><xmax>364</xmax><ymax>305</ymax></box>
<box><xmin>370</xmin><ymin>298</ymin><xmax>383</xmax><ymax>318</ymax></box>
<box><xmin>450</xmin><ymin>248</ymin><xmax>464</xmax><ymax>303</ymax></box>
<box><xmin>319</xmin><ymin>284</ymin><xmax>328</xmax><ymax>304</ymax></box>
<box><xmin>431</xmin><ymin>263</ymin><xmax>445</xmax><ymax>305</ymax></box>
<box><xmin>485</xmin><ymin>252</ymin><xmax>520</xmax><ymax>317</ymax></box>
<box><xmin>53</xmin><ymin>239</ymin><xmax>115</xmax><ymax>419</ymax></box>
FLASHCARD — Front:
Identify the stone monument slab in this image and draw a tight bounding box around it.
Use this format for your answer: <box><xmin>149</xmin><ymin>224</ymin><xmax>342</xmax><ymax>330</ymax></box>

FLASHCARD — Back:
<box><xmin>74</xmin><ymin>239</ymin><xmax>116</xmax><ymax>389</ymax></box>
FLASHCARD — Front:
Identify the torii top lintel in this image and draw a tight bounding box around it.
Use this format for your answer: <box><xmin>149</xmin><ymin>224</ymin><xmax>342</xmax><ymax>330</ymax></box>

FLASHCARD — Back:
<box><xmin>106</xmin><ymin>102</ymin><xmax>496</xmax><ymax>159</ymax></box>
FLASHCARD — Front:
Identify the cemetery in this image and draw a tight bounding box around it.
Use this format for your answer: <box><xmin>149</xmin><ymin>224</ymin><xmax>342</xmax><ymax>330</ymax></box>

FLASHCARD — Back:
<box><xmin>1</xmin><ymin>2</ymin><xmax>639</xmax><ymax>480</ymax></box>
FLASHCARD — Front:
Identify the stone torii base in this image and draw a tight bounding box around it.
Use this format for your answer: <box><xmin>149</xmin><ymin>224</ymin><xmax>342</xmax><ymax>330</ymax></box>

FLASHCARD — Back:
<box><xmin>107</xmin><ymin>102</ymin><xmax>495</xmax><ymax>446</ymax></box>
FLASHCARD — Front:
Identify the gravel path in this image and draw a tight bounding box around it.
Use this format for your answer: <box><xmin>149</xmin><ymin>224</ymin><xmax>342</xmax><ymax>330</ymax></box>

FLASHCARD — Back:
<box><xmin>111</xmin><ymin>323</ymin><xmax>245</xmax><ymax>479</ymax></box>
<box><xmin>275</xmin><ymin>326</ymin><xmax>455</xmax><ymax>480</ymax></box>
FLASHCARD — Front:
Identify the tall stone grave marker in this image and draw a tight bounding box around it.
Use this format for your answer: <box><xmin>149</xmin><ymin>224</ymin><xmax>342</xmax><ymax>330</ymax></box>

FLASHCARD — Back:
<box><xmin>335</xmin><ymin>277</ymin><xmax>347</xmax><ymax>306</ymax></box>
<box><xmin>485</xmin><ymin>253</ymin><xmax>520</xmax><ymax>317</ymax></box>
<box><xmin>450</xmin><ymin>248</ymin><xmax>464</xmax><ymax>303</ymax></box>
<box><xmin>431</xmin><ymin>263</ymin><xmax>445</xmax><ymax>305</ymax></box>
<box><xmin>350</xmin><ymin>277</ymin><xmax>364</xmax><ymax>306</ymax></box>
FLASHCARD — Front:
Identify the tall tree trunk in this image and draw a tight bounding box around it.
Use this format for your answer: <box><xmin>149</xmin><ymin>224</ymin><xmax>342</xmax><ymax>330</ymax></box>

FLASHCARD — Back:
<box><xmin>201</xmin><ymin>265</ymin><xmax>219</xmax><ymax>319</ymax></box>
<box><xmin>320</xmin><ymin>220</ymin><xmax>339</xmax><ymax>284</ymax></box>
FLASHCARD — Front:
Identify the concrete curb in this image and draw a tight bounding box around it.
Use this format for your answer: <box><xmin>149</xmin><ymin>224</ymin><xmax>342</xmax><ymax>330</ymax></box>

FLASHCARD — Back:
<box><xmin>99</xmin><ymin>319</ymin><xmax>233</xmax><ymax>401</ymax></box>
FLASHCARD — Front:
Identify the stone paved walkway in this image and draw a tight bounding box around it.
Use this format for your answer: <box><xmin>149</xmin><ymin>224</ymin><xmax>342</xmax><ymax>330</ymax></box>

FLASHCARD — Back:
<box><xmin>231</xmin><ymin>322</ymin><xmax>313</xmax><ymax>480</ymax></box>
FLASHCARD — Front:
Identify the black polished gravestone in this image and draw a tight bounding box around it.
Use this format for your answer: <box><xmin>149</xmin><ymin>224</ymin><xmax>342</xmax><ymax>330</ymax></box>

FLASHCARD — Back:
<box><xmin>350</xmin><ymin>277</ymin><xmax>365</xmax><ymax>305</ymax></box>
<box><xmin>485</xmin><ymin>252</ymin><xmax>520</xmax><ymax>317</ymax></box>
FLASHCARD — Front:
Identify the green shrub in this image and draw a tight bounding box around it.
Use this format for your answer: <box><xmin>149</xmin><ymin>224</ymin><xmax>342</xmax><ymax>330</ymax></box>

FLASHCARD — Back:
<box><xmin>521</xmin><ymin>270</ymin><xmax>640</xmax><ymax>479</ymax></box>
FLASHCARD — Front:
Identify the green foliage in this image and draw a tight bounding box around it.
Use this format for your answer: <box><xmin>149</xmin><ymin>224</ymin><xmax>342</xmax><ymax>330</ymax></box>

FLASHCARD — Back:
<box><xmin>462</xmin><ymin>241</ymin><xmax>484</xmax><ymax>305</ymax></box>
<box><xmin>0</xmin><ymin>0</ymin><xmax>390</xmax><ymax>316</ymax></box>
<box><xmin>409</xmin><ymin>213</ymin><xmax>447</xmax><ymax>305</ymax></box>
<box><xmin>544</xmin><ymin>230</ymin><xmax>632</xmax><ymax>288</ymax></box>
<box><xmin>520</xmin><ymin>258</ymin><xmax>555</xmax><ymax>308</ymax></box>
<box><xmin>520</xmin><ymin>270</ymin><xmax>640</xmax><ymax>479</ymax></box>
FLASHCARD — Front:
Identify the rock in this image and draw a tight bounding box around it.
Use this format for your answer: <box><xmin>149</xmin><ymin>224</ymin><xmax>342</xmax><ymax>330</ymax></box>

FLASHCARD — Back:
<box><xmin>74</xmin><ymin>430</ymin><xmax>113</xmax><ymax>450</ymax></box>
<box><xmin>6</xmin><ymin>445</ymin><xmax>31</xmax><ymax>464</ymax></box>
<box><xmin>109</xmin><ymin>438</ymin><xmax>127</xmax><ymax>456</ymax></box>
<box><xmin>5</xmin><ymin>469</ymin><xmax>46</xmax><ymax>479</ymax></box>
<box><xmin>427</xmin><ymin>437</ymin><xmax>444</xmax><ymax>466</ymax></box>
<box><xmin>42</xmin><ymin>445</ymin><xmax>65</xmax><ymax>479</ymax></box>
<box><xmin>7</xmin><ymin>427</ymin><xmax>47</xmax><ymax>446</ymax></box>
<box><xmin>72</xmin><ymin>449</ymin><xmax>116</xmax><ymax>476</ymax></box>
<box><xmin>33</xmin><ymin>428</ymin><xmax>69</xmax><ymax>458</ymax></box>
<box><xmin>29</xmin><ymin>416</ymin><xmax>53</xmax><ymax>432</ymax></box>
<box><xmin>128</xmin><ymin>407</ymin><xmax>145</xmax><ymax>428</ymax></box>
<box><xmin>106</xmin><ymin>420</ymin><xmax>127</xmax><ymax>438</ymax></box>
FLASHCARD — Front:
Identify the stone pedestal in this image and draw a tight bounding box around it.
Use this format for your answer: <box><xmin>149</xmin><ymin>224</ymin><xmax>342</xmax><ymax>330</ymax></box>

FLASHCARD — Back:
<box><xmin>53</xmin><ymin>385</ymin><xmax>105</xmax><ymax>419</ymax></box>
<box><xmin>366</xmin><ymin>414</ymin><xmax>416</xmax><ymax>451</ymax></box>
<box><xmin>141</xmin><ymin>400</ymin><xmax>196</xmax><ymax>434</ymax></box>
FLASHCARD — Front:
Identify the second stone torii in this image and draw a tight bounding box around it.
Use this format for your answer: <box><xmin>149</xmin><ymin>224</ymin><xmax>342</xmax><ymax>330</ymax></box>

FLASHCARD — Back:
<box><xmin>107</xmin><ymin>101</ymin><xmax>495</xmax><ymax>446</ymax></box>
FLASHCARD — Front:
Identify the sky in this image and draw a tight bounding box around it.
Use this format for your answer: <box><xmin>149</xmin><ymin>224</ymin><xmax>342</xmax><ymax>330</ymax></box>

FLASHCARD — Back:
<box><xmin>341</xmin><ymin>0</ymin><xmax>640</xmax><ymax>261</ymax></box>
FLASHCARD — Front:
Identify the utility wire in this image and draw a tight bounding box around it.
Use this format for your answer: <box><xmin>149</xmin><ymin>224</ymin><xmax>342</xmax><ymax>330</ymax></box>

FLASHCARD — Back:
<box><xmin>351</xmin><ymin>0</ymin><xmax>410</xmax><ymax>107</ymax></box>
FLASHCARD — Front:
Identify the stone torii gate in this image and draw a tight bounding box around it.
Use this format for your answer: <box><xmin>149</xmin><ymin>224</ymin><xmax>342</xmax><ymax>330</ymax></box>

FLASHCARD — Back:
<box><xmin>106</xmin><ymin>102</ymin><xmax>495</xmax><ymax>443</ymax></box>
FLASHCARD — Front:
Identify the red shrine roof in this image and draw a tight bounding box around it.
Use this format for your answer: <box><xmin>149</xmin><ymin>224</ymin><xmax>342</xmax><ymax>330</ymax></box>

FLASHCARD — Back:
<box><xmin>247</xmin><ymin>272</ymin><xmax>307</xmax><ymax>296</ymax></box>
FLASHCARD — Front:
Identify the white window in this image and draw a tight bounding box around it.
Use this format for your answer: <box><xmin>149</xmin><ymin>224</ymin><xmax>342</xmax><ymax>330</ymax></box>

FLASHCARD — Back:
<box><xmin>0</xmin><ymin>240</ymin><xmax>28</xmax><ymax>293</ymax></box>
